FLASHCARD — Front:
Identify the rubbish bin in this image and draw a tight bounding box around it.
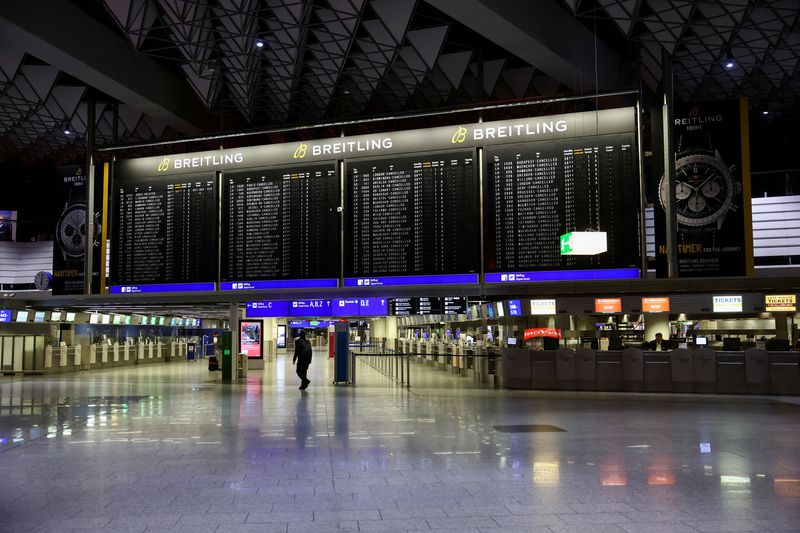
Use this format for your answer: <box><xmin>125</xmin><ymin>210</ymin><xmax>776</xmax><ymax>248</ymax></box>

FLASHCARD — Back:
<box><xmin>670</xmin><ymin>349</ymin><xmax>693</xmax><ymax>393</ymax></box>
<box><xmin>575</xmin><ymin>348</ymin><xmax>597</xmax><ymax>390</ymax></box>
<box><xmin>597</xmin><ymin>351</ymin><xmax>622</xmax><ymax>391</ymax></box>
<box><xmin>716</xmin><ymin>351</ymin><xmax>746</xmax><ymax>394</ymax></box>
<box><xmin>532</xmin><ymin>350</ymin><xmax>557</xmax><ymax>390</ymax></box>
<box><xmin>555</xmin><ymin>348</ymin><xmax>576</xmax><ymax>390</ymax></box>
<box><xmin>693</xmin><ymin>348</ymin><xmax>716</xmax><ymax>393</ymax></box>
<box><xmin>744</xmin><ymin>348</ymin><xmax>769</xmax><ymax>395</ymax></box>
<box><xmin>622</xmin><ymin>348</ymin><xmax>644</xmax><ymax>392</ymax></box>
<box><xmin>769</xmin><ymin>352</ymin><xmax>800</xmax><ymax>395</ymax></box>
<box><xmin>644</xmin><ymin>352</ymin><xmax>671</xmax><ymax>392</ymax></box>
<box><xmin>500</xmin><ymin>347</ymin><xmax>531</xmax><ymax>389</ymax></box>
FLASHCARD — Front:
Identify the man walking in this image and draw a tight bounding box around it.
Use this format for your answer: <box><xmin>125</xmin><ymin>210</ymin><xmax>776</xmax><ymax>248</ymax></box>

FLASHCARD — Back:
<box><xmin>292</xmin><ymin>329</ymin><xmax>312</xmax><ymax>390</ymax></box>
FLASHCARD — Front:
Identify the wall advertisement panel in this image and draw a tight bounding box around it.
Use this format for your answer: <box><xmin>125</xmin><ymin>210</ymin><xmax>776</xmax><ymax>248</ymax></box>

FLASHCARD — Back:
<box><xmin>655</xmin><ymin>98</ymin><xmax>753</xmax><ymax>277</ymax></box>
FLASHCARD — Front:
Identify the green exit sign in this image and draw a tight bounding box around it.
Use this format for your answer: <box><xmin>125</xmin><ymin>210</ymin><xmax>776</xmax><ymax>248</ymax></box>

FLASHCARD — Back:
<box><xmin>560</xmin><ymin>233</ymin><xmax>573</xmax><ymax>254</ymax></box>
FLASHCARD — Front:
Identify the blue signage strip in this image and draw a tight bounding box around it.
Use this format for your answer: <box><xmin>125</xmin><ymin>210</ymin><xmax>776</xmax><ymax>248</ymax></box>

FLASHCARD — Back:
<box><xmin>344</xmin><ymin>273</ymin><xmax>479</xmax><ymax>287</ymax></box>
<box><xmin>507</xmin><ymin>299</ymin><xmax>522</xmax><ymax>316</ymax></box>
<box><xmin>220</xmin><ymin>278</ymin><xmax>339</xmax><ymax>290</ymax></box>
<box><xmin>246</xmin><ymin>301</ymin><xmax>291</xmax><ymax>317</ymax></box>
<box><xmin>0</xmin><ymin>310</ymin><xmax>12</xmax><ymax>323</ymax></box>
<box><xmin>332</xmin><ymin>298</ymin><xmax>360</xmax><ymax>316</ymax></box>
<box><xmin>359</xmin><ymin>297</ymin><xmax>388</xmax><ymax>316</ymax></box>
<box><xmin>290</xmin><ymin>299</ymin><xmax>332</xmax><ymax>316</ymax></box>
<box><xmin>110</xmin><ymin>282</ymin><xmax>216</xmax><ymax>294</ymax></box>
<box><xmin>485</xmin><ymin>268</ymin><xmax>640</xmax><ymax>283</ymax></box>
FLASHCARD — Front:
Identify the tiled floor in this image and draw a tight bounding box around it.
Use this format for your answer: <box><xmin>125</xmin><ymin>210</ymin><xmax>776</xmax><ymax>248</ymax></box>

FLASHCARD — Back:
<box><xmin>1</xmin><ymin>350</ymin><xmax>799</xmax><ymax>533</ymax></box>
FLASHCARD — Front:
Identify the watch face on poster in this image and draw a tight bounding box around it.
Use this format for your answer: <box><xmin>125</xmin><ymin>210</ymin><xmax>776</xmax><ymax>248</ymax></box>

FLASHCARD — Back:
<box><xmin>659</xmin><ymin>151</ymin><xmax>737</xmax><ymax>229</ymax></box>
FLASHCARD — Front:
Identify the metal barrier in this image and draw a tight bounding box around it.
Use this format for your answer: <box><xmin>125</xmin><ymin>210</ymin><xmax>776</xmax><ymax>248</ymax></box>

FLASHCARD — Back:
<box><xmin>0</xmin><ymin>335</ymin><xmax>46</xmax><ymax>375</ymax></box>
<box><xmin>350</xmin><ymin>348</ymin><xmax>500</xmax><ymax>389</ymax></box>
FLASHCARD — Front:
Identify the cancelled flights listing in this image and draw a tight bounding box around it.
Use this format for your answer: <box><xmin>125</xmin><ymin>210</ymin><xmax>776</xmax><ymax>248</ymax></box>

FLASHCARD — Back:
<box><xmin>221</xmin><ymin>164</ymin><xmax>339</xmax><ymax>290</ymax></box>
<box><xmin>111</xmin><ymin>173</ymin><xmax>217</xmax><ymax>293</ymax></box>
<box><xmin>345</xmin><ymin>151</ymin><xmax>480</xmax><ymax>287</ymax></box>
<box><xmin>484</xmin><ymin>131</ymin><xmax>640</xmax><ymax>282</ymax></box>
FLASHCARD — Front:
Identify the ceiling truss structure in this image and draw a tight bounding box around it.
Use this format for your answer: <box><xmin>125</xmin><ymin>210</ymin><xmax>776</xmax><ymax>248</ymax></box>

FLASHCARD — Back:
<box><xmin>566</xmin><ymin>0</ymin><xmax>800</xmax><ymax>114</ymax></box>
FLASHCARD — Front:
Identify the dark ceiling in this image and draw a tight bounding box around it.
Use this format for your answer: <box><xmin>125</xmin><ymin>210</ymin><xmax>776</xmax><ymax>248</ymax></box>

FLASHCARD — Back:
<box><xmin>0</xmin><ymin>0</ymin><xmax>797</xmax><ymax>165</ymax></box>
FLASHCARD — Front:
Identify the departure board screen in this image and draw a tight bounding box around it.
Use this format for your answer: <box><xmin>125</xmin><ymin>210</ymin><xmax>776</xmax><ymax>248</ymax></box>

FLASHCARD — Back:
<box><xmin>221</xmin><ymin>164</ymin><xmax>339</xmax><ymax>288</ymax></box>
<box><xmin>345</xmin><ymin>151</ymin><xmax>479</xmax><ymax>284</ymax></box>
<box><xmin>111</xmin><ymin>173</ymin><xmax>217</xmax><ymax>291</ymax></box>
<box><xmin>484</xmin><ymin>133</ymin><xmax>639</xmax><ymax>274</ymax></box>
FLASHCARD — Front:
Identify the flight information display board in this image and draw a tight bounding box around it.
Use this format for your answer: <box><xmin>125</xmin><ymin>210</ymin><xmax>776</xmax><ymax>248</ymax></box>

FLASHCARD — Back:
<box><xmin>484</xmin><ymin>132</ymin><xmax>640</xmax><ymax>282</ymax></box>
<box><xmin>221</xmin><ymin>164</ymin><xmax>339</xmax><ymax>289</ymax></box>
<box><xmin>111</xmin><ymin>173</ymin><xmax>217</xmax><ymax>293</ymax></box>
<box><xmin>345</xmin><ymin>150</ymin><xmax>480</xmax><ymax>287</ymax></box>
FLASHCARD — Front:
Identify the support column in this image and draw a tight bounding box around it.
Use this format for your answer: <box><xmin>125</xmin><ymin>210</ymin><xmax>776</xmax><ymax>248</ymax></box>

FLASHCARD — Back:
<box><xmin>230</xmin><ymin>302</ymin><xmax>240</xmax><ymax>382</ymax></box>
<box><xmin>644</xmin><ymin>313</ymin><xmax>670</xmax><ymax>346</ymax></box>
<box><xmin>662</xmin><ymin>49</ymin><xmax>679</xmax><ymax>278</ymax></box>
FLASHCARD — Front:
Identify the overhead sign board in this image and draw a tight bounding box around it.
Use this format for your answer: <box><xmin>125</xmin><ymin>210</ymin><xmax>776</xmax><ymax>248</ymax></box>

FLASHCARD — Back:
<box><xmin>713</xmin><ymin>295</ymin><xmax>743</xmax><ymax>313</ymax></box>
<box><xmin>642</xmin><ymin>297</ymin><xmax>670</xmax><ymax>313</ymax></box>
<box><xmin>524</xmin><ymin>328</ymin><xmax>562</xmax><ymax>340</ymax></box>
<box><xmin>765</xmin><ymin>294</ymin><xmax>796</xmax><ymax>312</ymax></box>
<box><xmin>530</xmin><ymin>299</ymin><xmax>557</xmax><ymax>315</ymax></box>
<box><xmin>595</xmin><ymin>298</ymin><xmax>622</xmax><ymax>313</ymax></box>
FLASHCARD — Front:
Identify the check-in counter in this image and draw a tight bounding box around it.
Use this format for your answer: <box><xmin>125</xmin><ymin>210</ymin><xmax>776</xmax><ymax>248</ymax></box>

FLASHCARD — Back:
<box><xmin>532</xmin><ymin>350</ymin><xmax>557</xmax><ymax>390</ymax></box>
<box><xmin>597</xmin><ymin>350</ymin><xmax>622</xmax><ymax>391</ymax></box>
<box><xmin>643</xmin><ymin>351</ymin><xmax>671</xmax><ymax>392</ymax></box>
<box><xmin>716</xmin><ymin>351</ymin><xmax>747</xmax><ymax>394</ymax></box>
<box><xmin>670</xmin><ymin>349</ymin><xmax>693</xmax><ymax>392</ymax></box>
<box><xmin>622</xmin><ymin>348</ymin><xmax>644</xmax><ymax>392</ymax></box>
<box><xmin>499</xmin><ymin>347</ymin><xmax>800</xmax><ymax>396</ymax></box>
<box><xmin>556</xmin><ymin>348</ymin><xmax>576</xmax><ymax>390</ymax></box>
<box><xmin>576</xmin><ymin>348</ymin><xmax>597</xmax><ymax>390</ymax></box>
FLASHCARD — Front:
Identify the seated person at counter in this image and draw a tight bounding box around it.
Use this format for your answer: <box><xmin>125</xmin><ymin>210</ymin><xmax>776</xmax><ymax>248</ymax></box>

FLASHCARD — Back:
<box><xmin>645</xmin><ymin>332</ymin><xmax>672</xmax><ymax>351</ymax></box>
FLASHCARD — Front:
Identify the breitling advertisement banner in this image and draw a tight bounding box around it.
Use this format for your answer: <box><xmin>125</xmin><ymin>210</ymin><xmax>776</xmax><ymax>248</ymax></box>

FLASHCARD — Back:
<box><xmin>656</xmin><ymin>98</ymin><xmax>753</xmax><ymax>277</ymax></box>
<box><xmin>53</xmin><ymin>166</ymin><xmax>103</xmax><ymax>295</ymax></box>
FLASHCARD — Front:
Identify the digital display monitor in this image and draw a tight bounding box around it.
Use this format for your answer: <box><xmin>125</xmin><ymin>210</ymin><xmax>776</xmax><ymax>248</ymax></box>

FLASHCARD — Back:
<box><xmin>101</xmin><ymin>314</ymin><xmax>111</xmax><ymax>324</ymax></box>
<box><xmin>140</xmin><ymin>316</ymin><xmax>148</xmax><ymax>325</ymax></box>
<box><xmin>16</xmin><ymin>310</ymin><xmax>29</xmax><ymax>322</ymax></box>
<box><xmin>240</xmin><ymin>321</ymin><xmax>263</xmax><ymax>358</ymax></box>
<box><xmin>443</xmin><ymin>297</ymin><xmax>467</xmax><ymax>314</ymax></box>
<box><xmin>89</xmin><ymin>313</ymin><xmax>99</xmax><ymax>324</ymax></box>
<box><xmin>170</xmin><ymin>318</ymin><xmax>177</xmax><ymax>326</ymax></box>
<box><xmin>496</xmin><ymin>302</ymin><xmax>505</xmax><ymax>317</ymax></box>
<box><xmin>486</xmin><ymin>304</ymin><xmax>495</xmax><ymax>318</ymax></box>
<box><xmin>507</xmin><ymin>338</ymin><xmax>517</xmax><ymax>346</ymax></box>
<box><xmin>66</xmin><ymin>312</ymin><xmax>76</xmax><ymax>322</ymax></box>
<box><xmin>345</xmin><ymin>151</ymin><xmax>480</xmax><ymax>286</ymax></box>
<box><xmin>113</xmin><ymin>315</ymin><xmax>122</xmax><ymax>325</ymax></box>
<box><xmin>506</xmin><ymin>300</ymin><xmax>522</xmax><ymax>317</ymax></box>
<box><xmin>221</xmin><ymin>164</ymin><xmax>340</xmax><ymax>286</ymax></box>
<box><xmin>111</xmin><ymin>173</ymin><xmax>218</xmax><ymax>292</ymax></box>
<box><xmin>33</xmin><ymin>311</ymin><xmax>46</xmax><ymax>323</ymax></box>
<box><xmin>0</xmin><ymin>310</ymin><xmax>12</xmax><ymax>323</ymax></box>
<box><xmin>695</xmin><ymin>336</ymin><xmax>707</xmax><ymax>346</ymax></box>
<box><xmin>50</xmin><ymin>311</ymin><xmax>62</xmax><ymax>322</ymax></box>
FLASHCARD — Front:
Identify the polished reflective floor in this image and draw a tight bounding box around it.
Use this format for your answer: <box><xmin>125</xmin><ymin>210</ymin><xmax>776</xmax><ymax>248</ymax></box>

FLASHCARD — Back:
<box><xmin>1</xmin><ymin>351</ymin><xmax>799</xmax><ymax>533</ymax></box>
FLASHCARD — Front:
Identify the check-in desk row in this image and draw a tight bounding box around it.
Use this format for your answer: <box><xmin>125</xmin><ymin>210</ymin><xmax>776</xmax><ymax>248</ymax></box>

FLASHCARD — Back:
<box><xmin>394</xmin><ymin>338</ymin><xmax>497</xmax><ymax>384</ymax></box>
<box><xmin>42</xmin><ymin>342</ymin><xmax>188</xmax><ymax>374</ymax></box>
<box><xmin>501</xmin><ymin>347</ymin><xmax>800</xmax><ymax>395</ymax></box>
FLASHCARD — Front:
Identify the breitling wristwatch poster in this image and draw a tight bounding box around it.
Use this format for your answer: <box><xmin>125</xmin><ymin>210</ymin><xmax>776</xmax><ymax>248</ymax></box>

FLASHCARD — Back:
<box><xmin>52</xmin><ymin>165</ymin><xmax>103</xmax><ymax>295</ymax></box>
<box><xmin>656</xmin><ymin>98</ymin><xmax>753</xmax><ymax>277</ymax></box>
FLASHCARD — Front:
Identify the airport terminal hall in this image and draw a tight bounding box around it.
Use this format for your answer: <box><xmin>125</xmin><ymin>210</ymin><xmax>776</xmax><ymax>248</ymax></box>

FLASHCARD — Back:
<box><xmin>3</xmin><ymin>1</ymin><xmax>800</xmax><ymax>532</ymax></box>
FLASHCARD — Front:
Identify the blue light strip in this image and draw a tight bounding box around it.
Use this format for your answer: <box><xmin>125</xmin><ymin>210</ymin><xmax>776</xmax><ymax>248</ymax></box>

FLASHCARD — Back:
<box><xmin>485</xmin><ymin>268</ymin><xmax>640</xmax><ymax>283</ymax></box>
<box><xmin>110</xmin><ymin>282</ymin><xmax>216</xmax><ymax>294</ymax></box>
<box><xmin>344</xmin><ymin>273</ymin><xmax>479</xmax><ymax>287</ymax></box>
<box><xmin>220</xmin><ymin>278</ymin><xmax>339</xmax><ymax>290</ymax></box>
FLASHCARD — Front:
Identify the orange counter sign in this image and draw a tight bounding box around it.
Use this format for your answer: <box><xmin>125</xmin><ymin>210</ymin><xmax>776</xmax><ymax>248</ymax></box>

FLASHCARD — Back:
<box><xmin>765</xmin><ymin>294</ymin><xmax>796</xmax><ymax>312</ymax></box>
<box><xmin>642</xmin><ymin>297</ymin><xmax>670</xmax><ymax>313</ymax></box>
<box><xmin>595</xmin><ymin>298</ymin><xmax>622</xmax><ymax>313</ymax></box>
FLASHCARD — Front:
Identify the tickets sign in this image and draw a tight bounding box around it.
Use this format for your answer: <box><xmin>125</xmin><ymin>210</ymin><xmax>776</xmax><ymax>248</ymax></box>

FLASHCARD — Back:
<box><xmin>713</xmin><ymin>295</ymin><xmax>742</xmax><ymax>313</ymax></box>
<box><xmin>765</xmin><ymin>294</ymin><xmax>796</xmax><ymax>312</ymax></box>
<box><xmin>530</xmin><ymin>299</ymin><xmax>557</xmax><ymax>315</ymax></box>
<box><xmin>524</xmin><ymin>328</ymin><xmax>562</xmax><ymax>340</ymax></box>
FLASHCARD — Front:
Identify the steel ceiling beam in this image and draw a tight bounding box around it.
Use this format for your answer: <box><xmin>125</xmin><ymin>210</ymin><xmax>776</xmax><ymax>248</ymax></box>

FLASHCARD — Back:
<box><xmin>0</xmin><ymin>0</ymin><xmax>215</xmax><ymax>135</ymax></box>
<box><xmin>424</xmin><ymin>0</ymin><xmax>632</xmax><ymax>92</ymax></box>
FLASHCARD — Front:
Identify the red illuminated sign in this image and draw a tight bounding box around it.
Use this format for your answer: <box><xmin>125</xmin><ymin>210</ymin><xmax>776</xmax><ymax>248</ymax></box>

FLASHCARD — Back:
<box><xmin>524</xmin><ymin>328</ymin><xmax>562</xmax><ymax>340</ymax></box>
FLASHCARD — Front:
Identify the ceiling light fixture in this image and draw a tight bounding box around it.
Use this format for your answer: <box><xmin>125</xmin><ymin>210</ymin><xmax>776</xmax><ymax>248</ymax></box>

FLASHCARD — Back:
<box><xmin>762</xmin><ymin>110</ymin><xmax>769</xmax><ymax>116</ymax></box>
<box><xmin>255</xmin><ymin>40</ymin><xmax>264</xmax><ymax>48</ymax></box>
<box><xmin>724</xmin><ymin>59</ymin><xmax>735</xmax><ymax>70</ymax></box>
